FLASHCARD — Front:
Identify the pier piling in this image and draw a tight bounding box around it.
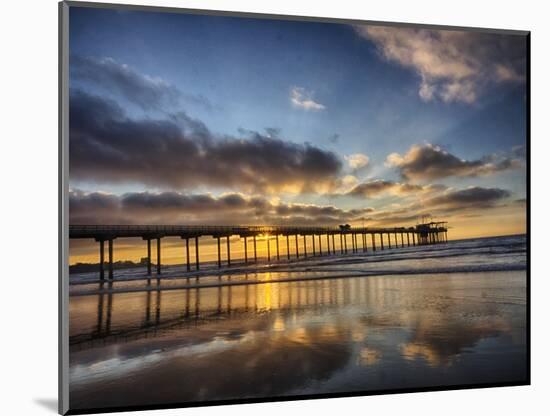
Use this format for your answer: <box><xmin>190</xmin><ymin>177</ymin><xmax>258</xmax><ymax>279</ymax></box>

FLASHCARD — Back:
<box><xmin>185</xmin><ymin>238</ymin><xmax>190</xmax><ymax>271</ymax></box>
<box><xmin>146</xmin><ymin>239</ymin><xmax>151</xmax><ymax>275</ymax></box>
<box><xmin>217</xmin><ymin>237</ymin><xmax>221</xmax><ymax>268</ymax></box>
<box><xmin>108</xmin><ymin>239</ymin><xmax>113</xmax><ymax>279</ymax></box>
<box><xmin>72</xmin><ymin>222</ymin><xmax>449</xmax><ymax>275</ymax></box>
<box><xmin>227</xmin><ymin>236</ymin><xmax>231</xmax><ymax>266</ymax></box>
<box><xmin>156</xmin><ymin>238</ymin><xmax>161</xmax><ymax>275</ymax></box>
<box><xmin>195</xmin><ymin>236</ymin><xmax>199</xmax><ymax>270</ymax></box>
<box><xmin>99</xmin><ymin>240</ymin><xmax>105</xmax><ymax>280</ymax></box>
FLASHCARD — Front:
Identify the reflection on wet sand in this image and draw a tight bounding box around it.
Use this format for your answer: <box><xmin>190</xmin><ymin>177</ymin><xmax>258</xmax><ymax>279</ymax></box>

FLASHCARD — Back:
<box><xmin>71</xmin><ymin>275</ymin><xmax>366</xmax><ymax>347</ymax></box>
<box><xmin>69</xmin><ymin>271</ymin><xmax>527</xmax><ymax>410</ymax></box>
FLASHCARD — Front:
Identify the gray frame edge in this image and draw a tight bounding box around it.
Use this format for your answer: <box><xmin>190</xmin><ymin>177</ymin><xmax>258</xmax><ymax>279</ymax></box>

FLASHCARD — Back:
<box><xmin>59</xmin><ymin>1</ymin><xmax>70</xmax><ymax>415</ymax></box>
<box><xmin>63</xmin><ymin>0</ymin><xmax>529</xmax><ymax>36</ymax></box>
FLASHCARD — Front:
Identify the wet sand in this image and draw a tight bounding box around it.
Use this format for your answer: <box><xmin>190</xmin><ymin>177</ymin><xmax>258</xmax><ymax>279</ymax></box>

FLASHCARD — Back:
<box><xmin>69</xmin><ymin>270</ymin><xmax>527</xmax><ymax>411</ymax></box>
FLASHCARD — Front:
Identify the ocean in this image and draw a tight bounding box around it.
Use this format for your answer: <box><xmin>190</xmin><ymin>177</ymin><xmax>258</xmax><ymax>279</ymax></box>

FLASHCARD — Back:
<box><xmin>68</xmin><ymin>234</ymin><xmax>528</xmax><ymax>411</ymax></box>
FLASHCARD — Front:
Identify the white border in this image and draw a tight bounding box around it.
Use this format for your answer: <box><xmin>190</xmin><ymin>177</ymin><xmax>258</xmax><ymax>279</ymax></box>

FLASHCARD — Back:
<box><xmin>2</xmin><ymin>1</ymin><xmax>548</xmax><ymax>415</ymax></box>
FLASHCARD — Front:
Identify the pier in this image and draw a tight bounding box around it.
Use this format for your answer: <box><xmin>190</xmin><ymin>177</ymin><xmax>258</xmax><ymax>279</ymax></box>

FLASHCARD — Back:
<box><xmin>69</xmin><ymin>222</ymin><xmax>448</xmax><ymax>280</ymax></box>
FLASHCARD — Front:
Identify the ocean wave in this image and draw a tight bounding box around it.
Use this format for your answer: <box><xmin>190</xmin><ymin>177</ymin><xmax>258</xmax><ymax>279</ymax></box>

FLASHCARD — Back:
<box><xmin>68</xmin><ymin>234</ymin><xmax>527</xmax><ymax>294</ymax></box>
<box><xmin>70</xmin><ymin>261</ymin><xmax>526</xmax><ymax>297</ymax></box>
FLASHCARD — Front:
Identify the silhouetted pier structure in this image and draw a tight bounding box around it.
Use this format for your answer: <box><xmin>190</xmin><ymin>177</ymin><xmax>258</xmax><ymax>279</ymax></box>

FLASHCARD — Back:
<box><xmin>69</xmin><ymin>222</ymin><xmax>448</xmax><ymax>280</ymax></box>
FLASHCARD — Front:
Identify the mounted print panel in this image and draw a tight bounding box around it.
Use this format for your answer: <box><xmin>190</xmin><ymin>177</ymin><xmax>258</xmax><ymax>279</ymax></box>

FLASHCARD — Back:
<box><xmin>59</xmin><ymin>1</ymin><xmax>529</xmax><ymax>414</ymax></box>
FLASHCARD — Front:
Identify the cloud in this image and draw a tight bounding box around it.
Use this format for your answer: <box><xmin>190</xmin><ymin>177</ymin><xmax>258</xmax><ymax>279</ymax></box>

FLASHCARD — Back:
<box><xmin>290</xmin><ymin>87</ymin><xmax>326</xmax><ymax>111</ymax></box>
<box><xmin>69</xmin><ymin>190</ymin><xmax>373</xmax><ymax>225</ymax></box>
<box><xmin>385</xmin><ymin>143</ymin><xmax>523</xmax><ymax>180</ymax></box>
<box><xmin>355</xmin><ymin>26</ymin><xmax>526</xmax><ymax>103</ymax></box>
<box><xmin>350</xmin><ymin>185</ymin><xmax>512</xmax><ymax>226</ymax></box>
<box><xmin>70</xmin><ymin>55</ymin><xmax>213</xmax><ymax>111</ymax></box>
<box><xmin>425</xmin><ymin>186</ymin><xmax>511</xmax><ymax>211</ymax></box>
<box><xmin>336</xmin><ymin>175</ymin><xmax>360</xmax><ymax>193</ymax></box>
<box><xmin>344</xmin><ymin>153</ymin><xmax>370</xmax><ymax>172</ymax></box>
<box><xmin>511</xmin><ymin>145</ymin><xmax>527</xmax><ymax>159</ymax></box>
<box><xmin>69</xmin><ymin>90</ymin><xmax>342</xmax><ymax>193</ymax></box>
<box><xmin>69</xmin><ymin>190</ymin><xmax>120</xmax><ymax>215</ymax></box>
<box><xmin>69</xmin><ymin>185</ymin><xmax>512</xmax><ymax>228</ymax></box>
<box><xmin>343</xmin><ymin>179</ymin><xmax>446</xmax><ymax>198</ymax></box>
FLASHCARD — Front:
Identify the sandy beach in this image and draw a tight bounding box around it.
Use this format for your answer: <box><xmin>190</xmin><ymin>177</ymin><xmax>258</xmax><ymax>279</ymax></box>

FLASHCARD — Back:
<box><xmin>68</xmin><ymin>235</ymin><xmax>527</xmax><ymax>411</ymax></box>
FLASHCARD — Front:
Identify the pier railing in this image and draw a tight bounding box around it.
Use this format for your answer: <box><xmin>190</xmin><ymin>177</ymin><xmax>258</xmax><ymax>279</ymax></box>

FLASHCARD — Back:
<box><xmin>69</xmin><ymin>224</ymin><xmax>428</xmax><ymax>238</ymax></box>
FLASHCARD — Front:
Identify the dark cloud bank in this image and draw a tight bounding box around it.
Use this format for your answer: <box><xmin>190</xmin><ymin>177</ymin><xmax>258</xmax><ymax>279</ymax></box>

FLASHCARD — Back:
<box><xmin>426</xmin><ymin>187</ymin><xmax>511</xmax><ymax>211</ymax></box>
<box><xmin>342</xmin><ymin>180</ymin><xmax>447</xmax><ymax>198</ymax></box>
<box><xmin>386</xmin><ymin>143</ymin><xmax>524</xmax><ymax>181</ymax></box>
<box><xmin>70</xmin><ymin>186</ymin><xmax>512</xmax><ymax>226</ymax></box>
<box><xmin>69</xmin><ymin>89</ymin><xmax>342</xmax><ymax>193</ymax></box>
<box><xmin>69</xmin><ymin>190</ymin><xmax>373</xmax><ymax>225</ymax></box>
<box><xmin>362</xmin><ymin>186</ymin><xmax>512</xmax><ymax>225</ymax></box>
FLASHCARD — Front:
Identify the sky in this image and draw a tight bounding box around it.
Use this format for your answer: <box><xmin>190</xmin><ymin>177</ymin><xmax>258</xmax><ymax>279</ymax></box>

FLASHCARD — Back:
<box><xmin>68</xmin><ymin>6</ymin><xmax>527</xmax><ymax>262</ymax></box>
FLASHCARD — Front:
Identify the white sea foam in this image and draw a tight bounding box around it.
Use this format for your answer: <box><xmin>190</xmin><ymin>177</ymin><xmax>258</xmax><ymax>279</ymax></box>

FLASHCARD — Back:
<box><xmin>69</xmin><ymin>235</ymin><xmax>526</xmax><ymax>296</ymax></box>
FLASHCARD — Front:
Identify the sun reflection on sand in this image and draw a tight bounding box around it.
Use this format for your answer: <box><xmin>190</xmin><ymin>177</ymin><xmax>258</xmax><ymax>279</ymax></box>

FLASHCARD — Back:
<box><xmin>69</xmin><ymin>269</ymin><xmax>527</xmax><ymax>410</ymax></box>
<box><xmin>358</xmin><ymin>347</ymin><xmax>382</xmax><ymax>366</ymax></box>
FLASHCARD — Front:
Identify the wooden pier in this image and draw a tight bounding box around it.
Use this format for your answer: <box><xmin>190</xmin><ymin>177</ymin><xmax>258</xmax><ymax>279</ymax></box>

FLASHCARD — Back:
<box><xmin>69</xmin><ymin>222</ymin><xmax>448</xmax><ymax>280</ymax></box>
